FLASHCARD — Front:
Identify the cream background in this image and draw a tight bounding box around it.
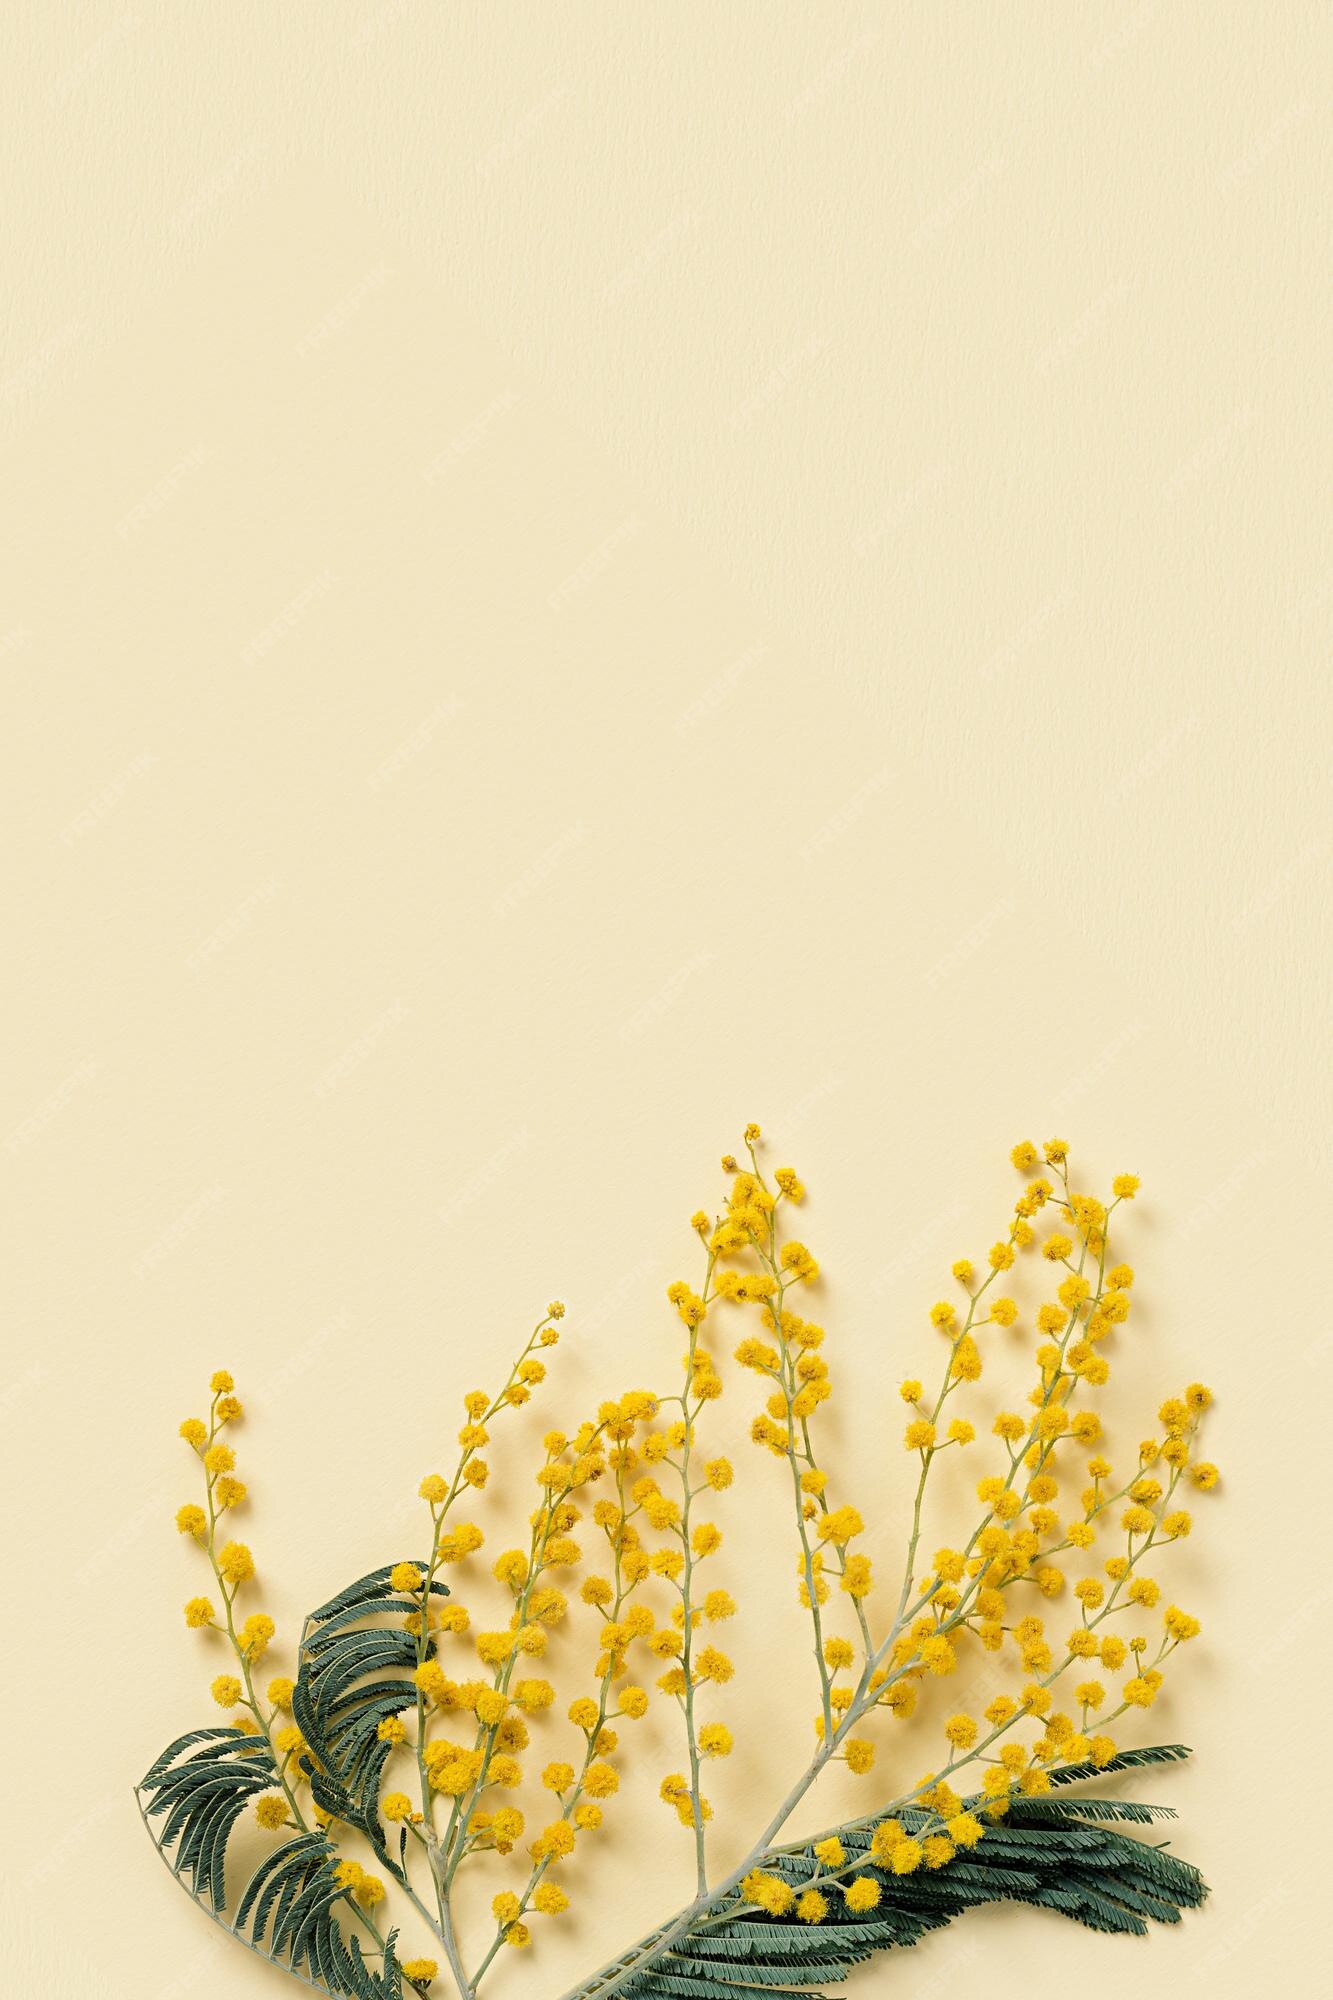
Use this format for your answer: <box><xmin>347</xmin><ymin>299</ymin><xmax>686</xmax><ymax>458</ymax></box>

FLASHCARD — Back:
<box><xmin>3</xmin><ymin>4</ymin><xmax>1330</xmax><ymax>1996</ymax></box>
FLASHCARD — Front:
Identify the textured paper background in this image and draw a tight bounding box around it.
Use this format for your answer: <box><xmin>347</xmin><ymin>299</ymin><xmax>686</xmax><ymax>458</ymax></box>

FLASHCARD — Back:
<box><xmin>3</xmin><ymin>6</ymin><xmax>1330</xmax><ymax>1996</ymax></box>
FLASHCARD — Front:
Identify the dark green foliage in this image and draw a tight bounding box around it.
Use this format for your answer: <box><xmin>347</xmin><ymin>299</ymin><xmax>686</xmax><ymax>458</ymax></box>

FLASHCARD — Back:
<box><xmin>1046</xmin><ymin>1739</ymin><xmax>1194</xmax><ymax>1785</ymax></box>
<box><xmin>136</xmin><ymin>1561</ymin><xmax>442</xmax><ymax>1997</ymax></box>
<box><xmin>622</xmin><ymin>1746</ymin><xmax>1208</xmax><ymax>2000</ymax></box>
<box><xmin>232</xmin><ymin>1832</ymin><xmax>407</xmax><ymax>1999</ymax></box>
<box><xmin>295</xmin><ymin>1562</ymin><xmax>447</xmax><ymax>1859</ymax></box>
<box><xmin>138</xmin><ymin>1726</ymin><xmax>277</xmax><ymax>1913</ymax></box>
<box><xmin>137</xmin><ymin>1728</ymin><xmax>407</xmax><ymax>1997</ymax></box>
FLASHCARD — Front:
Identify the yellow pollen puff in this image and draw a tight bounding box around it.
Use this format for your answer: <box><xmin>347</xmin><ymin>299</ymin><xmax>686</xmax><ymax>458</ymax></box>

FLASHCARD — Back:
<box><xmin>239</xmin><ymin>1613</ymin><xmax>275</xmax><ymax>1657</ymax></box>
<box><xmin>742</xmin><ymin>1870</ymin><xmax>794</xmax><ymax>1915</ymax></box>
<box><xmin>841</xmin><ymin>1555</ymin><xmax>874</xmax><ymax>1599</ymax></box>
<box><xmin>218</xmin><ymin>1541</ymin><xmax>255</xmax><ymax>1585</ymax></box>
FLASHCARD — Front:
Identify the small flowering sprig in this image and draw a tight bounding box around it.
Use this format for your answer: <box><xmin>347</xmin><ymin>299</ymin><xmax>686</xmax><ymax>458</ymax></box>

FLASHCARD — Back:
<box><xmin>140</xmin><ymin>1131</ymin><xmax>1217</xmax><ymax>2000</ymax></box>
<box><xmin>646</xmin><ymin>1221</ymin><xmax>734</xmax><ymax>1891</ymax></box>
<box><xmin>167</xmin><ymin>1373</ymin><xmax>409</xmax><ymax>1983</ymax></box>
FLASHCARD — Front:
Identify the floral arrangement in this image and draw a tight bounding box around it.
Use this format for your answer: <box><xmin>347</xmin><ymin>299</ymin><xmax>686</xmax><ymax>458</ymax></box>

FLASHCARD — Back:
<box><xmin>139</xmin><ymin>1130</ymin><xmax>1215</xmax><ymax>1999</ymax></box>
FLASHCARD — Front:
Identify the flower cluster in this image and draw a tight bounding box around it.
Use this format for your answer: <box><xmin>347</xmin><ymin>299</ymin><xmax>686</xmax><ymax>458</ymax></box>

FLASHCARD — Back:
<box><xmin>158</xmin><ymin>1131</ymin><xmax>1216</xmax><ymax>1999</ymax></box>
<box><xmin>713</xmin><ymin>1130</ymin><xmax>1214</xmax><ymax>1900</ymax></box>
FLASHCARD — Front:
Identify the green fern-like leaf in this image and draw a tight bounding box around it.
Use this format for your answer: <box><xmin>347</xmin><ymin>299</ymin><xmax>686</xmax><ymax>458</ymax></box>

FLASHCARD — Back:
<box><xmin>294</xmin><ymin>1562</ymin><xmax>448</xmax><ymax>1857</ymax></box>
<box><xmin>138</xmin><ymin>1726</ymin><xmax>277</xmax><ymax>1912</ymax></box>
<box><xmin>137</xmin><ymin>1728</ymin><xmax>409</xmax><ymax>2000</ymax></box>
<box><xmin>618</xmin><ymin>1747</ymin><xmax>1208</xmax><ymax>2000</ymax></box>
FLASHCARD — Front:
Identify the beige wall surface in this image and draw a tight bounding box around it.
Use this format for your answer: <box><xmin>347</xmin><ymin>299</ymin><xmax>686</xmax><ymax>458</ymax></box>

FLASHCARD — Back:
<box><xmin>2</xmin><ymin>6</ymin><xmax>1329</xmax><ymax>1998</ymax></box>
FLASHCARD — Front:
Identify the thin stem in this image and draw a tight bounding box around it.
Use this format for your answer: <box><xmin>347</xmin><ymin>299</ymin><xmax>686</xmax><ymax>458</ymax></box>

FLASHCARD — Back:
<box><xmin>436</xmin><ymin>1891</ymin><xmax>473</xmax><ymax>2000</ymax></box>
<box><xmin>674</xmin><ymin>1248</ymin><xmax>718</xmax><ymax>1894</ymax></box>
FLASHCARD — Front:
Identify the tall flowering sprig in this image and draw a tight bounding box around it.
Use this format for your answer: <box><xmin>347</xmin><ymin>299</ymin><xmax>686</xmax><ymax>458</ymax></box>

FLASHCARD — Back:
<box><xmin>145</xmin><ymin>1130</ymin><xmax>1218</xmax><ymax>2000</ymax></box>
<box><xmin>722</xmin><ymin>1128</ymin><xmax>876</xmax><ymax>1750</ymax></box>
<box><xmin>408</xmin><ymin>1323</ymin><xmax>559</xmax><ymax>1714</ymax></box>
<box><xmin>376</xmin><ymin>1304</ymin><xmax>569</xmax><ymax>1977</ymax></box>
<box><xmin>638</xmin><ymin>1218</ymin><xmax>731</xmax><ymax>1885</ymax></box>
